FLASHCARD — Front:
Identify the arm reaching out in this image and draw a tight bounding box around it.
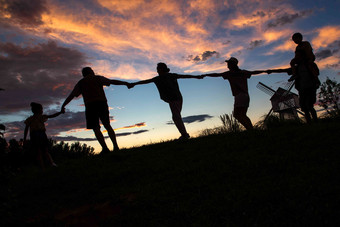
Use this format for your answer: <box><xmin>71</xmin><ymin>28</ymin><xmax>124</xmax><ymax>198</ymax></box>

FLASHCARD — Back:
<box><xmin>109</xmin><ymin>79</ymin><xmax>130</xmax><ymax>87</ymax></box>
<box><xmin>128</xmin><ymin>78</ymin><xmax>155</xmax><ymax>89</ymax></box>
<box><xmin>202</xmin><ymin>72</ymin><xmax>224</xmax><ymax>78</ymax></box>
<box><xmin>23</xmin><ymin>125</ymin><xmax>29</xmax><ymax>142</ymax></box>
<box><xmin>176</xmin><ymin>74</ymin><xmax>204</xmax><ymax>79</ymax></box>
<box><xmin>61</xmin><ymin>88</ymin><xmax>78</xmax><ymax>111</ymax></box>
<box><xmin>248</xmin><ymin>70</ymin><xmax>270</xmax><ymax>75</ymax></box>
<box><xmin>47</xmin><ymin>109</ymin><xmax>65</xmax><ymax>119</ymax></box>
<box><xmin>267</xmin><ymin>68</ymin><xmax>292</xmax><ymax>75</ymax></box>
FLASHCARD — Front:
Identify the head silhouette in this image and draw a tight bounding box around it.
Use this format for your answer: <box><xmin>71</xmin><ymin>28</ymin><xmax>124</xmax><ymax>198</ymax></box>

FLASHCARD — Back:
<box><xmin>82</xmin><ymin>67</ymin><xmax>95</xmax><ymax>77</ymax></box>
<box><xmin>157</xmin><ymin>62</ymin><xmax>170</xmax><ymax>75</ymax></box>
<box><xmin>292</xmin><ymin>33</ymin><xmax>303</xmax><ymax>44</ymax></box>
<box><xmin>31</xmin><ymin>102</ymin><xmax>43</xmax><ymax>114</ymax></box>
<box><xmin>225</xmin><ymin>57</ymin><xmax>239</xmax><ymax>70</ymax></box>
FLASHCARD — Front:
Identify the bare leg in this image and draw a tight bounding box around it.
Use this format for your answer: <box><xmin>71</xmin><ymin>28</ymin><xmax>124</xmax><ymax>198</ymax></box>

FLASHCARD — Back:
<box><xmin>93</xmin><ymin>127</ymin><xmax>109</xmax><ymax>151</ymax></box>
<box><xmin>169</xmin><ymin>100</ymin><xmax>189</xmax><ymax>137</ymax></box>
<box><xmin>103</xmin><ymin>123</ymin><xmax>120</xmax><ymax>151</ymax></box>
<box><xmin>233</xmin><ymin>107</ymin><xmax>253</xmax><ymax>130</ymax></box>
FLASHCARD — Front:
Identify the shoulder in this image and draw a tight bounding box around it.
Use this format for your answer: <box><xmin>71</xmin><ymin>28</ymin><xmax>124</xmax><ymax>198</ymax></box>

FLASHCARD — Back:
<box><xmin>169</xmin><ymin>73</ymin><xmax>179</xmax><ymax>78</ymax></box>
<box><xmin>96</xmin><ymin>75</ymin><xmax>111</xmax><ymax>85</ymax></box>
<box><xmin>220</xmin><ymin>71</ymin><xmax>230</xmax><ymax>78</ymax></box>
<box><xmin>24</xmin><ymin>116</ymin><xmax>33</xmax><ymax>124</ymax></box>
<box><xmin>241</xmin><ymin>70</ymin><xmax>252</xmax><ymax>78</ymax></box>
<box><xmin>96</xmin><ymin>75</ymin><xmax>108</xmax><ymax>80</ymax></box>
<box><xmin>240</xmin><ymin>69</ymin><xmax>251</xmax><ymax>74</ymax></box>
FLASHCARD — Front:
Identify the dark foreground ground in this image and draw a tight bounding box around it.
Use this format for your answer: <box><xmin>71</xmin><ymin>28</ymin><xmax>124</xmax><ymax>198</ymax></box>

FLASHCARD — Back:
<box><xmin>2</xmin><ymin>118</ymin><xmax>340</xmax><ymax>226</ymax></box>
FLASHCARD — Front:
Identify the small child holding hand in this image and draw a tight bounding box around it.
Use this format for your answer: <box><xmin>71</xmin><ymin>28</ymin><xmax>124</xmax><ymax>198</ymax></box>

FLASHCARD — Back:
<box><xmin>24</xmin><ymin>102</ymin><xmax>64</xmax><ymax>169</ymax></box>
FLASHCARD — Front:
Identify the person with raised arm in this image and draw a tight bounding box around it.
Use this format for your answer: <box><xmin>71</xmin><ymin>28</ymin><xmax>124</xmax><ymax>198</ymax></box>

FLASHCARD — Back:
<box><xmin>61</xmin><ymin>67</ymin><xmax>130</xmax><ymax>154</ymax></box>
<box><xmin>24</xmin><ymin>102</ymin><xmax>64</xmax><ymax>169</ymax></box>
<box><xmin>203</xmin><ymin>57</ymin><xmax>269</xmax><ymax>130</ymax></box>
<box><xmin>129</xmin><ymin>62</ymin><xmax>203</xmax><ymax>140</ymax></box>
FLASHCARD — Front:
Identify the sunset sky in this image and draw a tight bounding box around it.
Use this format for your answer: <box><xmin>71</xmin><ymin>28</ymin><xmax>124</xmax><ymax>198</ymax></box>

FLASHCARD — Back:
<box><xmin>1</xmin><ymin>0</ymin><xmax>340</xmax><ymax>152</ymax></box>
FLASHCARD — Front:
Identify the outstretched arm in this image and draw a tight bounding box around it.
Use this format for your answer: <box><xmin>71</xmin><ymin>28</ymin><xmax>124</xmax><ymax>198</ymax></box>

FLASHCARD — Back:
<box><xmin>128</xmin><ymin>78</ymin><xmax>155</xmax><ymax>89</ymax></box>
<box><xmin>23</xmin><ymin>125</ymin><xmax>29</xmax><ymax>142</ymax></box>
<box><xmin>109</xmin><ymin>79</ymin><xmax>130</xmax><ymax>86</ymax></box>
<box><xmin>249</xmin><ymin>70</ymin><xmax>270</xmax><ymax>75</ymax></box>
<box><xmin>61</xmin><ymin>90</ymin><xmax>77</xmax><ymax>111</ymax></box>
<box><xmin>267</xmin><ymin>68</ymin><xmax>292</xmax><ymax>75</ymax></box>
<box><xmin>202</xmin><ymin>72</ymin><xmax>224</xmax><ymax>78</ymax></box>
<box><xmin>176</xmin><ymin>74</ymin><xmax>204</xmax><ymax>79</ymax></box>
<box><xmin>47</xmin><ymin>109</ymin><xmax>65</xmax><ymax>119</ymax></box>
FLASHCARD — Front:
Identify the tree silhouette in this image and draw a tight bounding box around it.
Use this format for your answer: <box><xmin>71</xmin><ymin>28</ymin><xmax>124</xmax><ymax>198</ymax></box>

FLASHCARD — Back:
<box><xmin>318</xmin><ymin>78</ymin><xmax>340</xmax><ymax>115</ymax></box>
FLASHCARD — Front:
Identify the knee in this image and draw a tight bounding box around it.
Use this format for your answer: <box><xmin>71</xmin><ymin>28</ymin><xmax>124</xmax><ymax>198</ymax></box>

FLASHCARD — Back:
<box><xmin>103</xmin><ymin>123</ymin><xmax>113</xmax><ymax>131</ymax></box>
<box><xmin>233</xmin><ymin>111</ymin><xmax>242</xmax><ymax>120</ymax></box>
<box><xmin>172</xmin><ymin>113</ymin><xmax>181</xmax><ymax>121</ymax></box>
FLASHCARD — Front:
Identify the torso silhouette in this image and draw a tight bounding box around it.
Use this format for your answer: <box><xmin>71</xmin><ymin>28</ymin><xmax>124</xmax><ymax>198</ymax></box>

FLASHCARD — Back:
<box><xmin>74</xmin><ymin>75</ymin><xmax>111</xmax><ymax>104</ymax></box>
<box><xmin>222</xmin><ymin>70</ymin><xmax>251</xmax><ymax>96</ymax></box>
<box><xmin>153</xmin><ymin>73</ymin><xmax>182</xmax><ymax>102</ymax></box>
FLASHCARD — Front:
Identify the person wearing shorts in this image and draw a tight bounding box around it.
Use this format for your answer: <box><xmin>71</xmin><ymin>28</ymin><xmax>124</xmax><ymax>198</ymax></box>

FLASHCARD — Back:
<box><xmin>203</xmin><ymin>57</ymin><xmax>268</xmax><ymax>130</ymax></box>
<box><xmin>61</xmin><ymin>67</ymin><xmax>130</xmax><ymax>153</ymax></box>
<box><xmin>129</xmin><ymin>62</ymin><xmax>203</xmax><ymax>140</ymax></box>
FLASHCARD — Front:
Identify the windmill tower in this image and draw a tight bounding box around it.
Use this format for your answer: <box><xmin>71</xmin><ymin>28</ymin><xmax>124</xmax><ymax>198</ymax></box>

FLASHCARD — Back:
<box><xmin>257</xmin><ymin>81</ymin><xmax>302</xmax><ymax>120</ymax></box>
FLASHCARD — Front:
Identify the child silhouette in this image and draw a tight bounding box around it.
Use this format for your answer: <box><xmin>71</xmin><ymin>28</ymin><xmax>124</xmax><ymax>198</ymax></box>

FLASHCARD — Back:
<box><xmin>24</xmin><ymin>102</ymin><xmax>64</xmax><ymax>169</ymax></box>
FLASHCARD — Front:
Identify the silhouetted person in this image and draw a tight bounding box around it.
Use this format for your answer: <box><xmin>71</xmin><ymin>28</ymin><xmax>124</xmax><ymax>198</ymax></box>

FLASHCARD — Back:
<box><xmin>61</xmin><ymin>67</ymin><xmax>130</xmax><ymax>153</ymax></box>
<box><xmin>290</xmin><ymin>32</ymin><xmax>319</xmax><ymax>82</ymax></box>
<box><xmin>268</xmin><ymin>33</ymin><xmax>320</xmax><ymax>123</ymax></box>
<box><xmin>24</xmin><ymin>102</ymin><xmax>63</xmax><ymax>169</ymax></box>
<box><xmin>203</xmin><ymin>57</ymin><xmax>268</xmax><ymax>130</ymax></box>
<box><xmin>129</xmin><ymin>62</ymin><xmax>203</xmax><ymax>140</ymax></box>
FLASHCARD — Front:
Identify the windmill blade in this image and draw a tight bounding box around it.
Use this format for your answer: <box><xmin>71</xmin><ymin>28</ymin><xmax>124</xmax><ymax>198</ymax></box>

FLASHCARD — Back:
<box><xmin>257</xmin><ymin>82</ymin><xmax>275</xmax><ymax>96</ymax></box>
<box><xmin>283</xmin><ymin>81</ymin><xmax>295</xmax><ymax>91</ymax></box>
<box><xmin>281</xmin><ymin>81</ymin><xmax>295</xmax><ymax>98</ymax></box>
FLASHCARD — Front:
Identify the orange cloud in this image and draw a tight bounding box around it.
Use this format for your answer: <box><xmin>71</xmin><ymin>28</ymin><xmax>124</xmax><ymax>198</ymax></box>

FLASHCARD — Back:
<box><xmin>114</xmin><ymin>122</ymin><xmax>147</xmax><ymax>131</ymax></box>
<box><xmin>6</xmin><ymin>0</ymin><xmax>319</xmax><ymax>81</ymax></box>
<box><xmin>316</xmin><ymin>56</ymin><xmax>339</xmax><ymax>69</ymax></box>
<box><xmin>312</xmin><ymin>26</ymin><xmax>340</xmax><ymax>49</ymax></box>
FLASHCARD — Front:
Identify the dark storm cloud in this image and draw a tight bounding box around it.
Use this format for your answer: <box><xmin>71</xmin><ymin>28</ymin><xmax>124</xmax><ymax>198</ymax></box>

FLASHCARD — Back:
<box><xmin>267</xmin><ymin>10</ymin><xmax>313</xmax><ymax>28</ymax></box>
<box><xmin>315</xmin><ymin>49</ymin><xmax>333</xmax><ymax>60</ymax></box>
<box><xmin>248</xmin><ymin>40</ymin><xmax>264</xmax><ymax>50</ymax></box>
<box><xmin>167</xmin><ymin>114</ymin><xmax>213</xmax><ymax>125</ymax></box>
<box><xmin>0</xmin><ymin>0</ymin><xmax>48</xmax><ymax>26</ymax></box>
<box><xmin>253</xmin><ymin>11</ymin><xmax>266</xmax><ymax>18</ymax></box>
<box><xmin>187</xmin><ymin>51</ymin><xmax>220</xmax><ymax>62</ymax></box>
<box><xmin>0</xmin><ymin>40</ymin><xmax>87</xmax><ymax>115</ymax></box>
<box><xmin>315</xmin><ymin>39</ymin><xmax>340</xmax><ymax>62</ymax></box>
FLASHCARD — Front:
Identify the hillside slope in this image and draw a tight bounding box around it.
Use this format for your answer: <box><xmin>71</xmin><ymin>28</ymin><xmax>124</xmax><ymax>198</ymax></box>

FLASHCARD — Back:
<box><xmin>6</xmin><ymin>118</ymin><xmax>340</xmax><ymax>226</ymax></box>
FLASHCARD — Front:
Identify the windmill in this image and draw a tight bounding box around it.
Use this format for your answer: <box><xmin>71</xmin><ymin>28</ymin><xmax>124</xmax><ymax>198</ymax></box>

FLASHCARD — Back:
<box><xmin>257</xmin><ymin>81</ymin><xmax>303</xmax><ymax>121</ymax></box>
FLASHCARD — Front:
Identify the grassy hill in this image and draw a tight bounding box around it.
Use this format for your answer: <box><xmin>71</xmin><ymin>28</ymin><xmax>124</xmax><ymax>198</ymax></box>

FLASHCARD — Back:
<box><xmin>3</xmin><ymin>118</ymin><xmax>340</xmax><ymax>226</ymax></box>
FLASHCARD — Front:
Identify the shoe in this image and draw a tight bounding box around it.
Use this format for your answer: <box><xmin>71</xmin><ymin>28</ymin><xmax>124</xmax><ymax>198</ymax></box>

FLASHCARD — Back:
<box><xmin>51</xmin><ymin>163</ymin><xmax>58</xmax><ymax>167</ymax></box>
<box><xmin>178</xmin><ymin>134</ymin><xmax>190</xmax><ymax>140</ymax></box>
